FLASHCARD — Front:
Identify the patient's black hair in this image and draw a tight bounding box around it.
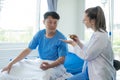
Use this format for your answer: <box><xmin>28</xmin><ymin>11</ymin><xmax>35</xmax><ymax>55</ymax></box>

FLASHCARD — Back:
<box><xmin>44</xmin><ymin>11</ymin><xmax>60</xmax><ymax>20</ymax></box>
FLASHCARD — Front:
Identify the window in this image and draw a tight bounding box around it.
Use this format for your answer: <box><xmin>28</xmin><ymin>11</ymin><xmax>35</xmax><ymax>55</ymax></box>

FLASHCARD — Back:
<box><xmin>39</xmin><ymin>0</ymin><xmax>48</xmax><ymax>30</ymax></box>
<box><xmin>113</xmin><ymin>0</ymin><xmax>120</xmax><ymax>54</ymax></box>
<box><xmin>0</xmin><ymin>0</ymin><xmax>48</xmax><ymax>43</ymax></box>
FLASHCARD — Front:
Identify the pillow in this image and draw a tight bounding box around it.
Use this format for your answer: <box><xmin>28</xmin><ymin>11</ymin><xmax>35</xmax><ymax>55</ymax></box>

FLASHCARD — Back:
<box><xmin>64</xmin><ymin>52</ymin><xmax>84</xmax><ymax>75</ymax></box>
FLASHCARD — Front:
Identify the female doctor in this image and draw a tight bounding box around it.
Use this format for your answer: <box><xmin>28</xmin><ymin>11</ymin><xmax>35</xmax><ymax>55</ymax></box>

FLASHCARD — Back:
<box><xmin>62</xmin><ymin>6</ymin><xmax>116</xmax><ymax>80</ymax></box>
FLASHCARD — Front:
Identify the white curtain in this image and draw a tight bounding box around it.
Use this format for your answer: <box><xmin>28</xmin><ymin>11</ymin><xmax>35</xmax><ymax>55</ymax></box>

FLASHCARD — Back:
<box><xmin>0</xmin><ymin>0</ymin><xmax>3</xmax><ymax>11</ymax></box>
<box><xmin>47</xmin><ymin>0</ymin><xmax>58</xmax><ymax>11</ymax></box>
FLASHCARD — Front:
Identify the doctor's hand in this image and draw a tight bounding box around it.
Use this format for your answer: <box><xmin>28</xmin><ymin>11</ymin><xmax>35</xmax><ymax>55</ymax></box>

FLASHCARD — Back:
<box><xmin>69</xmin><ymin>34</ymin><xmax>80</xmax><ymax>45</ymax></box>
<box><xmin>40</xmin><ymin>62</ymin><xmax>51</xmax><ymax>70</ymax></box>
<box><xmin>1</xmin><ymin>63</ymin><xmax>13</xmax><ymax>74</ymax></box>
<box><xmin>60</xmin><ymin>39</ymin><xmax>77</xmax><ymax>47</ymax></box>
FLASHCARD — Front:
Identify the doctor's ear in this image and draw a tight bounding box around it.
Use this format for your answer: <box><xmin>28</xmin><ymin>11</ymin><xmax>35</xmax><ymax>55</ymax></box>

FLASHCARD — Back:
<box><xmin>90</xmin><ymin>19</ymin><xmax>95</xmax><ymax>25</ymax></box>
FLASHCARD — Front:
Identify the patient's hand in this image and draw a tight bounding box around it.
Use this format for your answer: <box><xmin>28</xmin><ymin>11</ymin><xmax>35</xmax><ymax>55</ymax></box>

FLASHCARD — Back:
<box><xmin>40</xmin><ymin>62</ymin><xmax>51</xmax><ymax>70</ymax></box>
<box><xmin>1</xmin><ymin>64</ymin><xmax>12</xmax><ymax>73</ymax></box>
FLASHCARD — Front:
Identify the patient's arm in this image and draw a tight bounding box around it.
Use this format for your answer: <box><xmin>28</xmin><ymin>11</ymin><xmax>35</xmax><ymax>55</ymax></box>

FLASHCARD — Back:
<box><xmin>40</xmin><ymin>56</ymin><xmax>65</xmax><ymax>70</ymax></box>
<box><xmin>1</xmin><ymin>48</ymin><xmax>32</xmax><ymax>73</ymax></box>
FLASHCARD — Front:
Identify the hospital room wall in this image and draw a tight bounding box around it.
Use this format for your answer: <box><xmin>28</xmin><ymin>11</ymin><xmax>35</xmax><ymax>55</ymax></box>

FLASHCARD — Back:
<box><xmin>57</xmin><ymin>0</ymin><xmax>85</xmax><ymax>40</ymax></box>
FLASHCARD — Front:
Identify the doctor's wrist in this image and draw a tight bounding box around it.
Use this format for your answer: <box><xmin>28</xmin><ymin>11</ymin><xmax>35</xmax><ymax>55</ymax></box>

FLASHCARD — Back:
<box><xmin>71</xmin><ymin>42</ymin><xmax>77</xmax><ymax>47</ymax></box>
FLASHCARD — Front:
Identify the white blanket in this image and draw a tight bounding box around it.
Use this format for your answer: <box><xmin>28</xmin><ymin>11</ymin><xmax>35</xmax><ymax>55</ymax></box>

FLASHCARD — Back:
<box><xmin>0</xmin><ymin>59</ymin><xmax>72</xmax><ymax>80</ymax></box>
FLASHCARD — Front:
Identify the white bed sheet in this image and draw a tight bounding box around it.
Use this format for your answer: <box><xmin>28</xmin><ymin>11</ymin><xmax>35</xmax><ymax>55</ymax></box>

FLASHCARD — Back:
<box><xmin>0</xmin><ymin>59</ymin><xmax>72</xmax><ymax>80</ymax></box>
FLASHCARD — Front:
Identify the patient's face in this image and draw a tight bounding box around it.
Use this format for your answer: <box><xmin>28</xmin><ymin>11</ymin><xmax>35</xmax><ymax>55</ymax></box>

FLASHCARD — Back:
<box><xmin>44</xmin><ymin>16</ymin><xmax>58</xmax><ymax>31</ymax></box>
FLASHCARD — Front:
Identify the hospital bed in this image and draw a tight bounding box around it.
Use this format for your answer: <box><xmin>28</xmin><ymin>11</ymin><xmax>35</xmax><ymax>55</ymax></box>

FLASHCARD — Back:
<box><xmin>0</xmin><ymin>43</ymin><xmax>84</xmax><ymax>80</ymax></box>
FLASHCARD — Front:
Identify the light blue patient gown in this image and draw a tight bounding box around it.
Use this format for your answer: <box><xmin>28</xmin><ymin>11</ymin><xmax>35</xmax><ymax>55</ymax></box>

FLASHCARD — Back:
<box><xmin>28</xmin><ymin>29</ymin><xmax>68</xmax><ymax>60</ymax></box>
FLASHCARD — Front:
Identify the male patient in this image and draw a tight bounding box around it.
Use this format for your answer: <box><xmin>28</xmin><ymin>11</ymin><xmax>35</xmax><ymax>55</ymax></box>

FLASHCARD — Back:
<box><xmin>1</xmin><ymin>11</ymin><xmax>71</xmax><ymax>79</ymax></box>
